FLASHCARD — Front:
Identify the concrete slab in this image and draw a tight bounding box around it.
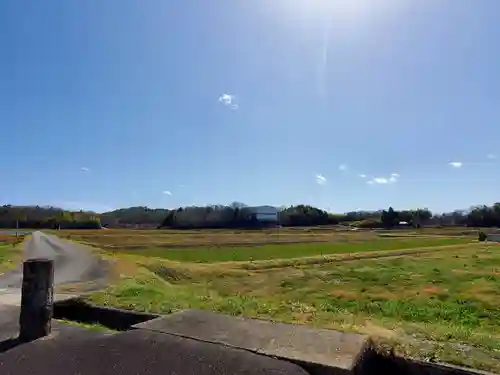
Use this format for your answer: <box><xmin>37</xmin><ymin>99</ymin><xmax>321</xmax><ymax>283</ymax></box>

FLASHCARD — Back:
<box><xmin>134</xmin><ymin>309</ymin><xmax>371</xmax><ymax>374</ymax></box>
<box><xmin>0</xmin><ymin>329</ymin><xmax>310</xmax><ymax>375</ymax></box>
<box><xmin>0</xmin><ymin>291</ymin><xmax>21</xmax><ymax>306</ymax></box>
<box><xmin>0</xmin><ymin>294</ymin><xmax>80</xmax><ymax>342</ymax></box>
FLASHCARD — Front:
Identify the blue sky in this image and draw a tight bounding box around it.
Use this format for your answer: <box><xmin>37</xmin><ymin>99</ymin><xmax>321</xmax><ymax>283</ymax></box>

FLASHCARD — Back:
<box><xmin>1</xmin><ymin>0</ymin><xmax>499</xmax><ymax>213</ymax></box>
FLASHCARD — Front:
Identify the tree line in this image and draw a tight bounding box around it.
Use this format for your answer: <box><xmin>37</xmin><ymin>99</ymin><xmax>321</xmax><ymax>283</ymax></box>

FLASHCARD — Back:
<box><xmin>0</xmin><ymin>202</ymin><xmax>500</xmax><ymax>230</ymax></box>
<box><xmin>158</xmin><ymin>204</ymin><xmax>449</xmax><ymax>229</ymax></box>
<box><xmin>160</xmin><ymin>204</ymin><xmax>335</xmax><ymax>229</ymax></box>
<box><xmin>0</xmin><ymin>205</ymin><xmax>101</xmax><ymax>229</ymax></box>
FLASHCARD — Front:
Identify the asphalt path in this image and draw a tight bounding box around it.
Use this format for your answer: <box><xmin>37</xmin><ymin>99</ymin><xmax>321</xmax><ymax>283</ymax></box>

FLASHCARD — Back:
<box><xmin>0</xmin><ymin>231</ymin><xmax>107</xmax><ymax>305</ymax></box>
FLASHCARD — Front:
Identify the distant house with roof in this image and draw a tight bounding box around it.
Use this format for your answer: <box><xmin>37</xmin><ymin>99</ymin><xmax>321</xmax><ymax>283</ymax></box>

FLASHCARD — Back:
<box><xmin>397</xmin><ymin>221</ymin><xmax>412</xmax><ymax>228</ymax></box>
<box><xmin>242</xmin><ymin>206</ymin><xmax>279</xmax><ymax>227</ymax></box>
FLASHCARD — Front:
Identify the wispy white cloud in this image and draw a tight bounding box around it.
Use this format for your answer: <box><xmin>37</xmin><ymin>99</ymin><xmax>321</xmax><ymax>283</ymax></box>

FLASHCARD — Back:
<box><xmin>389</xmin><ymin>173</ymin><xmax>399</xmax><ymax>183</ymax></box>
<box><xmin>338</xmin><ymin>164</ymin><xmax>348</xmax><ymax>171</ymax></box>
<box><xmin>315</xmin><ymin>174</ymin><xmax>327</xmax><ymax>185</ymax></box>
<box><xmin>487</xmin><ymin>154</ymin><xmax>497</xmax><ymax>160</ymax></box>
<box><xmin>372</xmin><ymin>177</ymin><xmax>390</xmax><ymax>184</ymax></box>
<box><xmin>449</xmin><ymin>161</ymin><xmax>463</xmax><ymax>168</ymax></box>
<box><xmin>218</xmin><ymin>93</ymin><xmax>238</xmax><ymax>109</ymax></box>
<box><xmin>358</xmin><ymin>174</ymin><xmax>367</xmax><ymax>179</ymax></box>
<box><xmin>162</xmin><ymin>190</ymin><xmax>173</xmax><ymax>196</ymax></box>
<box><xmin>80</xmin><ymin>167</ymin><xmax>90</xmax><ymax>172</ymax></box>
<box><xmin>367</xmin><ymin>173</ymin><xmax>399</xmax><ymax>185</ymax></box>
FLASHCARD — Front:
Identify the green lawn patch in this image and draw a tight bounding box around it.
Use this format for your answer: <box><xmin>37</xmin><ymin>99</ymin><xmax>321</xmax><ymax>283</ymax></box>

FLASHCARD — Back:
<box><xmin>0</xmin><ymin>244</ymin><xmax>20</xmax><ymax>270</ymax></box>
<box><xmin>0</xmin><ymin>235</ymin><xmax>26</xmax><ymax>270</ymax></box>
<box><xmin>54</xmin><ymin>319</ymin><xmax>117</xmax><ymax>333</ymax></box>
<box><xmin>122</xmin><ymin>237</ymin><xmax>471</xmax><ymax>263</ymax></box>
<box><xmin>0</xmin><ymin>244</ymin><xmax>9</xmax><ymax>264</ymax></box>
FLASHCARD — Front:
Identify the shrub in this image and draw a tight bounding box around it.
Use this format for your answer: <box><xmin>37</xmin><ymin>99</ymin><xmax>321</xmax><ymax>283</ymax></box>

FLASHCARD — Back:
<box><xmin>478</xmin><ymin>231</ymin><xmax>487</xmax><ymax>242</ymax></box>
<box><xmin>358</xmin><ymin>219</ymin><xmax>383</xmax><ymax>229</ymax></box>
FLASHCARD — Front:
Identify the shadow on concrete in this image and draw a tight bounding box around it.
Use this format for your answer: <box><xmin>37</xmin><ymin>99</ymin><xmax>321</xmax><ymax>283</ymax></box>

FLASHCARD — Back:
<box><xmin>0</xmin><ymin>337</ymin><xmax>21</xmax><ymax>353</ymax></box>
<box><xmin>0</xmin><ymin>329</ymin><xmax>310</xmax><ymax>375</ymax></box>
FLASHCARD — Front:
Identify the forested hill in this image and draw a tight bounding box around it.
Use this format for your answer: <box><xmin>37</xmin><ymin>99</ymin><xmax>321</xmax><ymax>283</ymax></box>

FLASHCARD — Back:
<box><xmin>99</xmin><ymin>207</ymin><xmax>169</xmax><ymax>227</ymax></box>
<box><xmin>0</xmin><ymin>205</ymin><xmax>169</xmax><ymax>229</ymax></box>
<box><xmin>1</xmin><ymin>203</ymin><xmax>500</xmax><ymax>229</ymax></box>
<box><xmin>0</xmin><ymin>205</ymin><xmax>101</xmax><ymax>229</ymax></box>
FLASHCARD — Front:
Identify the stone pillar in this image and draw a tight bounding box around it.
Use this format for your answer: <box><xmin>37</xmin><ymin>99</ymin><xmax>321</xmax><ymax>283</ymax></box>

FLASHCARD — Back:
<box><xmin>19</xmin><ymin>258</ymin><xmax>54</xmax><ymax>342</ymax></box>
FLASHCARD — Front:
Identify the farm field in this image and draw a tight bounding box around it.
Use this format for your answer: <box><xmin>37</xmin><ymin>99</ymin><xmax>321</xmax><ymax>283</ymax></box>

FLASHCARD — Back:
<box><xmin>104</xmin><ymin>237</ymin><xmax>470</xmax><ymax>263</ymax></box>
<box><xmin>68</xmin><ymin>227</ymin><xmax>499</xmax><ymax>372</ymax></box>
<box><xmin>55</xmin><ymin>227</ymin><xmax>389</xmax><ymax>249</ymax></box>
<box><xmin>56</xmin><ymin>227</ymin><xmax>474</xmax><ymax>262</ymax></box>
<box><xmin>88</xmin><ymin>241</ymin><xmax>500</xmax><ymax>372</ymax></box>
<box><xmin>55</xmin><ymin>226</ymin><xmax>481</xmax><ymax>248</ymax></box>
<box><xmin>66</xmin><ymin>227</ymin><xmax>483</xmax><ymax>266</ymax></box>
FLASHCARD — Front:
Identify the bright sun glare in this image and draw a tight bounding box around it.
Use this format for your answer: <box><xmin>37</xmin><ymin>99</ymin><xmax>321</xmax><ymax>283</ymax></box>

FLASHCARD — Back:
<box><xmin>331</xmin><ymin>0</ymin><xmax>372</xmax><ymax>13</ymax></box>
<box><xmin>300</xmin><ymin>0</ymin><xmax>369</xmax><ymax>12</ymax></box>
<box><xmin>285</xmin><ymin>0</ymin><xmax>385</xmax><ymax>22</ymax></box>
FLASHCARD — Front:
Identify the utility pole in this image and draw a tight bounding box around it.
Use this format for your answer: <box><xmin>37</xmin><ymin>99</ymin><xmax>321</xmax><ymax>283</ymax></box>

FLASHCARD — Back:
<box><xmin>276</xmin><ymin>208</ymin><xmax>280</xmax><ymax>242</ymax></box>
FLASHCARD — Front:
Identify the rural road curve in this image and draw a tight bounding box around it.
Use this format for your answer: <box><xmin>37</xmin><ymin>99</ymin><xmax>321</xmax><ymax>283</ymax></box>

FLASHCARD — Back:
<box><xmin>0</xmin><ymin>231</ymin><xmax>108</xmax><ymax>306</ymax></box>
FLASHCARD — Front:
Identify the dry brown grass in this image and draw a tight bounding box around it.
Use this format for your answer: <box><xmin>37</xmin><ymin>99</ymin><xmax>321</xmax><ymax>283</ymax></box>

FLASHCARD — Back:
<box><xmin>53</xmin><ymin>226</ymin><xmax>479</xmax><ymax>250</ymax></box>
<box><xmin>56</xmin><ymin>228</ymin><xmax>381</xmax><ymax>249</ymax></box>
<box><xmin>0</xmin><ymin>234</ymin><xmax>25</xmax><ymax>246</ymax></box>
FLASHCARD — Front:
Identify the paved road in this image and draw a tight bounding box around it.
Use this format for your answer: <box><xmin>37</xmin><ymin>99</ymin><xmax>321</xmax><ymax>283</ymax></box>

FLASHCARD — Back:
<box><xmin>0</xmin><ymin>231</ymin><xmax>108</xmax><ymax>305</ymax></box>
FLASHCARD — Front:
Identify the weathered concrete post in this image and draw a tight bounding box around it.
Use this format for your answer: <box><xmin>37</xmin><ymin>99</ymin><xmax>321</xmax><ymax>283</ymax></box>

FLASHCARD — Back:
<box><xmin>19</xmin><ymin>258</ymin><xmax>54</xmax><ymax>342</ymax></box>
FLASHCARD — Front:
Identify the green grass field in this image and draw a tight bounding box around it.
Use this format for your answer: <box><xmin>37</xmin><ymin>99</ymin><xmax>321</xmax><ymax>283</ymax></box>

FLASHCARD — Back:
<box><xmin>0</xmin><ymin>244</ymin><xmax>11</xmax><ymax>266</ymax></box>
<box><xmin>0</xmin><ymin>234</ymin><xmax>25</xmax><ymax>270</ymax></box>
<box><xmin>89</xmin><ymin>241</ymin><xmax>500</xmax><ymax>372</ymax></box>
<box><xmin>116</xmin><ymin>237</ymin><xmax>471</xmax><ymax>262</ymax></box>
